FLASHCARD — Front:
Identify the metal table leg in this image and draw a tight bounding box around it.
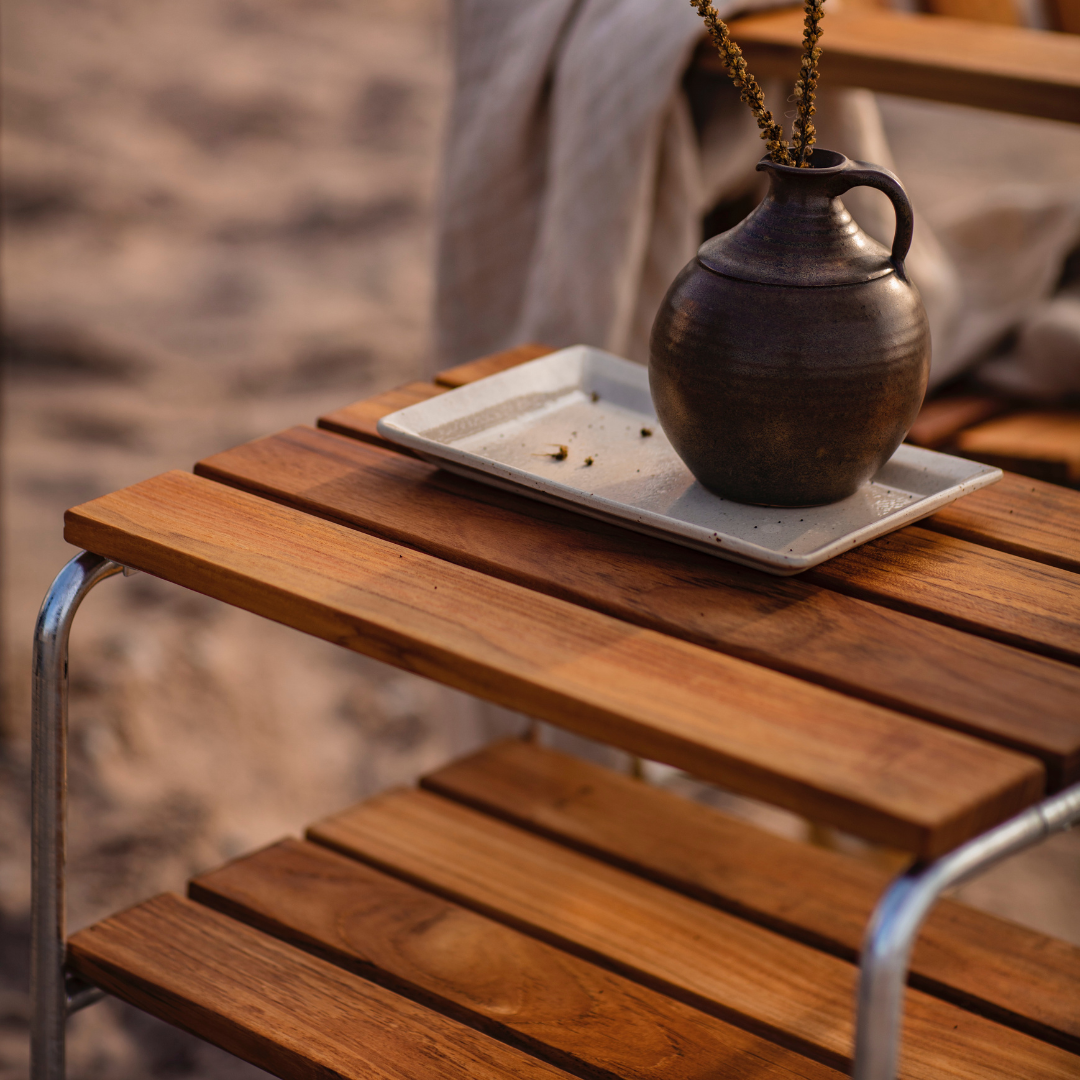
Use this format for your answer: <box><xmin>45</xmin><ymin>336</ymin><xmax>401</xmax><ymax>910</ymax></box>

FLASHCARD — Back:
<box><xmin>853</xmin><ymin>780</ymin><xmax>1080</xmax><ymax>1080</ymax></box>
<box><xmin>31</xmin><ymin>552</ymin><xmax>129</xmax><ymax>1080</ymax></box>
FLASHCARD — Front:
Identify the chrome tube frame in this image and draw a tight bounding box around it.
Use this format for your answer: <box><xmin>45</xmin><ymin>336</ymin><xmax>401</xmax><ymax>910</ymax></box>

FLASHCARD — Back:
<box><xmin>31</xmin><ymin>552</ymin><xmax>127</xmax><ymax>1080</ymax></box>
<box><xmin>853</xmin><ymin>781</ymin><xmax>1080</xmax><ymax>1080</ymax></box>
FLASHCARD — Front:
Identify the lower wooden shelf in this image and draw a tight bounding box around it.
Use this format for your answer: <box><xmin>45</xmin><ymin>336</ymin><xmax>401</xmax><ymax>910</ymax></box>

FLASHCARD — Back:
<box><xmin>67</xmin><ymin>741</ymin><xmax>1080</xmax><ymax>1080</ymax></box>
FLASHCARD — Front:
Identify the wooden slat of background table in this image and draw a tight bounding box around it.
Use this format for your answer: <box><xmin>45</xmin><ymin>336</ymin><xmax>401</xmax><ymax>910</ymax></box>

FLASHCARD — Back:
<box><xmin>1052</xmin><ymin>0</ymin><xmax>1080</xmax><ymax>32</ymax></box>
<box><xmin>191</xmin><ymin>838</ymin><xmax>845</xmax><ymax>1080</ymax></box>
<box><xmin>956</xmin><ymin>413</ymin><xmax>1080</xmax><ymax>478</ymax></box>
<box><xmin>805</xmin><ymin>527</ymin><xmax>1080</xmax><ymax>666</ymax></box>
<box><xmin>318</xmin><ymin>354</ymin><xmax>1080</xmax><ymax>576</ymax></box>
<box><xmin>308</xmin><ymin>790</ymin><xmax>1080</xmax><ymax>1080</ymax></box>
<box><xmin>907</xmin><ymin>396</ymin><xmax>1011</xmax><ymax>449</ymax></box>
<box><xmin>926</xmin><ymin>0</ymin><xmax>1022</xmax><ymax>27</ymax></box>
<box><xmin>196</xmin><ymin>428</ymin><xmax>1080</xmax><ymax>785</ymax></box>
<box><xmin>954</xmin><ymin>411</ymin><xmax>1080</xmax><ymax>487</ymax></box>
<box><xmin>67</xmin><ymin>893</ymin><xmax>575</xmax><ymax>1080</ymax></box>
<box><xmin>423</xmin><ymin>740</ymin><xmax>1080</xmax><ymax>1053</ymax></box>
<box><xmin>722</xmin><ymin>9</ymin><xmax>1080</xmax><ymax>123</ymax></box>
<box><xmin>64</xmin><ymin>470</ymin><xmax>1045</xmax><ymax>855</ymax></box>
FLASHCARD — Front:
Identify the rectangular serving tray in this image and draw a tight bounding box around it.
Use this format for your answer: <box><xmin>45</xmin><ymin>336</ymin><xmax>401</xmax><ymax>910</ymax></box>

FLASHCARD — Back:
<box><xmin>377</xmin><ymin>345</ymin><xmax>1002</xmax><ymax>575</ymax></box>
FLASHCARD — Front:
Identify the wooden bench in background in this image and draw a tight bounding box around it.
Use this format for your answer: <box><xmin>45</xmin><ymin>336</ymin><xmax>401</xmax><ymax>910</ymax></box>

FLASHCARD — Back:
<box><xmin>722</xmin><ymin>6</ymin><xmax>1080</xmax><ymax>125</ymax></box>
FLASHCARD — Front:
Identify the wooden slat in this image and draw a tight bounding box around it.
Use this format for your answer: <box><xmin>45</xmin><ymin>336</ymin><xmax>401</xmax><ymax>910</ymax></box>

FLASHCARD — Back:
<box><xmin>923</xmin><ymin>0</ymin><xmax>1020</xmax><ymax>26</ymax></box>
<box><xmin>66</xmin><ymin>893</ymin><xmax>575</xmax><ymax>1080</ymax></box>
<box><xmin>956</xmin><ymin>411</ymin><xmax>1080</xmax><ymax>486</ymax></box>
<box><xmin>923</xmin><ymin>472</ymin><xmax>1080</xmax><ymax>573</ymax></box>
<box><xmin>804</xmin><ymin>527</ymin><xmax>1080</xmax><ymax>666</ymax></box>
<box><xmin>195</xmin><ymin>428</ymin><xmax>1080</xmax><ymax>785</ymax></box>
<box><xmin>1050</xmin><ymin>0</ymin><xmax>1080</xmax><ymax>33</ymax></box>
<box><xmin>906</xmin><ymin>397</ymin><xmax>1011</xmax><ymax>450</ymax></box>
<box><xmin>64</xmin><ymin>470</ymin><xmax>1046</xmax><ymax>856</ymax></box>
<box><xmin>434</xmin><ymin>343</ymin><xmax>557</xmax><ymax>387</ymax></box>
<box><xmin>423</xmin><ymin>740</ymin><xmax>1080</xmax><ymax>1054</ymax></box>
<box><xmin>191</xmin><ymin>838</ymin><xmax>843</xmax><ymax>1080</ymax></box>
<box><xmin>308</xmin><ymin>789</ymin><xmax>1080</xmax><ymax>1080</ymax></box>
<box><xmin>958</xmin><ymin>456</ymin><xmax>1071</xmax><ymax>488</ymax></box>
<box><xmin>318</xmin><ymin>380</ymin><xmax>447</xmax><ymax>449</ymax></box>
<box><xmin>720</xmin><ymin>9</ymin><xmax>1080</xmax><ymax>124</ymax></box>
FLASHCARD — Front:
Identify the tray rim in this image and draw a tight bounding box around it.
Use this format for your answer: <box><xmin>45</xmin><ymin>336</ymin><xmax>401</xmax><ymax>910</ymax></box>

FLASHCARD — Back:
<box><xmin>377</xmin><ymin>346</ymin><xmax>1003</xmax><ymax>575</ymax></box>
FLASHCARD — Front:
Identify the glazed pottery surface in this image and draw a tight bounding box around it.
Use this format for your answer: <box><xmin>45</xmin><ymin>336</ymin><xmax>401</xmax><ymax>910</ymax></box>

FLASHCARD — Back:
<box><xmin>649</xmin><ymin>148</ymin><xmax>931</xmax><ymax>506</ymax></box>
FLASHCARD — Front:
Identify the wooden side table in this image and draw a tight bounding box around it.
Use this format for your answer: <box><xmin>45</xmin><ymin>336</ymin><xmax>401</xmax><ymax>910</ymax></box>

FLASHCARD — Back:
<box><xmin>31</xmin><ymin>346</ymin><xmax>1080</xmax><ymax>1080</ymax></box>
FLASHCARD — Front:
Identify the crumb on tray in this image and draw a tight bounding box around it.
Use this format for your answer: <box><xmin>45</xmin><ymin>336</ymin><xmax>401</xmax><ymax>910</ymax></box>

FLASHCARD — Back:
<box><xmin>533</xmin><ymin>444</ymin><xmax>569</xmax><ymax>461</ymax></box>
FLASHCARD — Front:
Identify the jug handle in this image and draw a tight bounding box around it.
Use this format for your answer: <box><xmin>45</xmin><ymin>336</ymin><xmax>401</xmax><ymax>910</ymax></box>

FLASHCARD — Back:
<box><xmin>829</xmin><ymin>160</ymin><xmax>914</xmax><ymax>280</ymax></box>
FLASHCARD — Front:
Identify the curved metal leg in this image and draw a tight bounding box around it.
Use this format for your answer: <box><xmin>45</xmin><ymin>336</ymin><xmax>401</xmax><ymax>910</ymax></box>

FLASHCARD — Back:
<box><xmin>31</xmin><ymin>552</ymin><xmax>125</xmax><ymax>1080</ymax></box>
<box><xmin>853</xmin><ymin>781</ymin><xmax>1080</xmax><ymax>1080</ymax></box>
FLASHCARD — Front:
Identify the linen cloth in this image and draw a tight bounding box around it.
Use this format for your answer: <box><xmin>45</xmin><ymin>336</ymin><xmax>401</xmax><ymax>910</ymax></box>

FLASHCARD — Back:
<box><xmin>434</xmin><ymin>0</ymin><xmax>1080</xmax><ymax>395</ymax></box>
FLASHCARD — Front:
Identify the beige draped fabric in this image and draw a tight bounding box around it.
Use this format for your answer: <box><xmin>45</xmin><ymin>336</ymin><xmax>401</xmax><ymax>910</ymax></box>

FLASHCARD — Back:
<box><xmin>435</xmin><ymin>0</ymin><xmax>1080</xmax><ymax>395</ymax></box>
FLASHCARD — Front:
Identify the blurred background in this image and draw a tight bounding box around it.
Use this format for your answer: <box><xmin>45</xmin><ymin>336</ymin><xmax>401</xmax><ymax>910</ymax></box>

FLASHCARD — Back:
<box><xmin>2</xmin><ymin>0</ymin><xmax>1078</xmax><ymax>1077</ymax></box>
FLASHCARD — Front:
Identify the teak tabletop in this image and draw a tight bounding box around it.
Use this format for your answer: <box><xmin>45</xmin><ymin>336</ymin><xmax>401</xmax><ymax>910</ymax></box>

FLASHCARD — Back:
<box><xmin>65</xmin><ymin>344</ymin><xmax>1080</xmax><ymax>859</ymax></box>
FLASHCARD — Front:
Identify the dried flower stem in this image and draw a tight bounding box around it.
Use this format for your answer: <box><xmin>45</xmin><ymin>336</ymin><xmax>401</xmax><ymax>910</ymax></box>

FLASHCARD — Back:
<box><xmin>792</xmin><ymin>0</ymin><xmax>825</xmax><ymax>166</ymax></box>
<box><xmin>690</xmin><ymin>0</ymin><xmax>793</xmax><ymax>166</ymax></box>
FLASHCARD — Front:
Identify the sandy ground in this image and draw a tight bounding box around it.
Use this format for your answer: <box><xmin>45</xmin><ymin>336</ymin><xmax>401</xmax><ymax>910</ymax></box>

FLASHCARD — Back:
<box><xmin>0</xmin><ymin>2</ymin><xmax>518</xmax><ymax>1076</ymax></box>
<box><xmin>2</xmin><ymin>1</ymin><xmax>1079</xmax><ymax>1076</ymax></box>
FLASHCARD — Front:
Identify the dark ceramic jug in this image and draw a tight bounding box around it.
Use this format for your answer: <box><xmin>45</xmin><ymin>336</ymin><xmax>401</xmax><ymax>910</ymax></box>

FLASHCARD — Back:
<box><xmin>649</xmin><ymin>148</ymin><xmax>930</xmax><ymax>506</ymax></box>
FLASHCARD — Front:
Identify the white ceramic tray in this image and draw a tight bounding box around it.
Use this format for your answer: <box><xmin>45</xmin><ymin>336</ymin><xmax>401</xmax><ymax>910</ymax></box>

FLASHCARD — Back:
<box><xmin>377</xmin><ymin>346</ymin><xmax>1002</xmax><ymax>575</ymax></box>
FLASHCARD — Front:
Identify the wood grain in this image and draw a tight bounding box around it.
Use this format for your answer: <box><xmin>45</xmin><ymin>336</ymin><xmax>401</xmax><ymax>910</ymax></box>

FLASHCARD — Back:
<box><xmin>192</xmin><ymin>838</ymin><xmax>843</xmax><ymax>1080</ymax></box>
<box><xmin>66</xmin><ymin>892</ymin><xmax>576</xmax><ymax>1080</ymax></box>
<box><xmin>434</xmin><ymin>344</ymin><xmax>556</xmax><ymax>387</ymax></box>
<box><xmin>423</xmin><ymin>740</ymin><xmax>1080</xmax><ymax>1053</ymax></box>
<box><xmin>195</xmin><ymin>428</ymin><xmax>1080</xmax><ymax>785</ymax></box>
<box><xmin>720</xmin><ymin>9</ymin><xmax>1080</xmax><ymax>123</ymax></box>
<box><xmin>923</xmin><ymin>471</ymin><xmax>1080</xmax><ymax>573</ymax></box>
<box><xmin>804</xmin><ymin>526</ymin><xmax>1080</xmax><ymax>665</ymax></box>
<box><xmin>318</xmin><ymin>380</ymin><xmax>447</xmax><ymax>449</ymax></box>
<box><xmin>956</xmin><ymin>411</ymin><xmax>1080</xmax><ymax>485</ymax></box>
<box><xmin>308</xmin><ymin>789</ymin><xmax>1080</xmax><ymax>1080</ymax></box>
<box><xmin>65</xmin><ymin>470</ymin><xmax>1045</xmax><ymax>855</ymax></box>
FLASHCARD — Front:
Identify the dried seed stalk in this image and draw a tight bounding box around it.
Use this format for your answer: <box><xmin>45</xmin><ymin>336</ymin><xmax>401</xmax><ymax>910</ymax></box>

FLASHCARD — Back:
<box><xmin>792</xmin><ymin>0</ymin><xmax>825</xmax><ymax>166</ymax></box>
<box><xmin>690</xmin><ymin>0</ymin><xmax>793</xmax><ymax>166</ymax></box>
